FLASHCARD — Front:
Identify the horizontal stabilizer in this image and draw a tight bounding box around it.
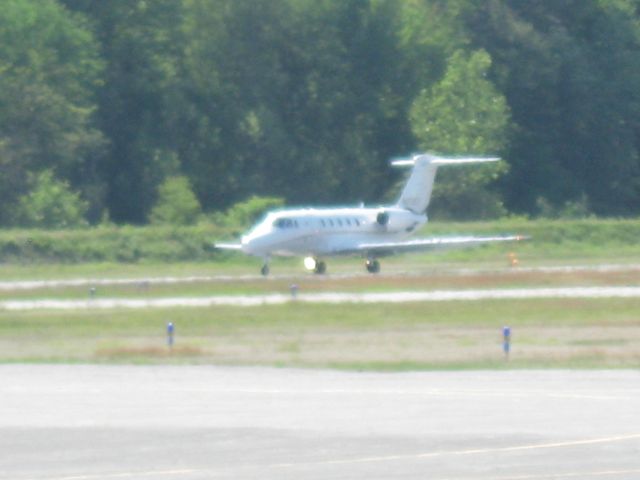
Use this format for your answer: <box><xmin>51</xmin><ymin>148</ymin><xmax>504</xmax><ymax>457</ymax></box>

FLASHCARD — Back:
<box><xmin>391</xmin><ymin>155</ymin><xmax>500</xmax><ymax>167</ymax></box>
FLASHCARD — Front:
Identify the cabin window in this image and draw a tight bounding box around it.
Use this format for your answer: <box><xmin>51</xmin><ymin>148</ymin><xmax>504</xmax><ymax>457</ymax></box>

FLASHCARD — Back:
<box><xmin>337</xmin><ymin>219</ymin><xmax>342</xmax><ymax>227</ymax></box>
<box><xmin>320</xmin><ymin>219</ymin><xmax>325</xmax><ymax>227</ymax></box>
<box><xmin>345</xmin><ymin>219</ymin><xmax>351</xmax><ymax>226</ymax></box>
<box><xmin>328</xmin><ymin>219</ymin><xmax>334</xmax><ymax>227</ymax></box>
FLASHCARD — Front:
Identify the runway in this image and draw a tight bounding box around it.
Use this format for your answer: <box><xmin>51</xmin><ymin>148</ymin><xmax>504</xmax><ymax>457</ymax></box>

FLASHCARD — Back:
<box><xmin>2</xmin><ymin>263</ymin><xmax>640</xmax><ymax>291</ymax></box>
<box><xmin>1</xmin><ymin>366</ymin><xmax>639</xmax><ymax>479</ymax></box>
<box><xmin>3</xmin><ymin>286</ymin><xmax>640</xmax><ymax>310</ymax></box>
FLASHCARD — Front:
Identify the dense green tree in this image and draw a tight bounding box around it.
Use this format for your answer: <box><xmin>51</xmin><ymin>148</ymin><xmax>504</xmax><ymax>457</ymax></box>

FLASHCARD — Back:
<box><xmin>178</xmin><ymin>0</ymin><xmax>419</xmax><ymax>210</ymax></box>
<box><xmin>410</xmin><ymin>50</ymin><xmax>510</xmax><ymax>219</ymax></box>
<box><xmin>0</xmin><ymin>0</ymin><xmax>105</xmax><ymax>226</ymax></box>
<box><xmin>4</xmin><ymin>0</ymin><xmax>640</xmax><ymax>225</ymax></box>
<box><xmin>463</xmin><ymin>0</ymin><xmax>640</xmax><ymax>216</ymax></box>
<box><xmin>61</xmin><ymin>0</ymin><xmax>185</xmax><ymax>223</ymax></box>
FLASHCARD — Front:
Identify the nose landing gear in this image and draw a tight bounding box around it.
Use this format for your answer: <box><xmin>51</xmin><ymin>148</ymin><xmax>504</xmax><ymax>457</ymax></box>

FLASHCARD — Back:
<box><xmin>260</xmin><ymin>256</ymin><xmax>271</xmax><ymax>276</ymax></box>
<box><xmin>365</xmin><ymin>259</ymin><xmax>380</xmax><ymax>274</ymax></box>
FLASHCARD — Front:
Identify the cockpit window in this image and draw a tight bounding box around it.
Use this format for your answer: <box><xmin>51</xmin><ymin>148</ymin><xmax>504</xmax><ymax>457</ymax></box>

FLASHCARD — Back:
<box><xmin>273</xmin><ymin>218</ymin><xmax>301</xmax><ymax>229</ymax></box>
<box><xmin>274</xmin><ymin>218</ymin><xmax>295</xmax><ymax>228</ymax></box>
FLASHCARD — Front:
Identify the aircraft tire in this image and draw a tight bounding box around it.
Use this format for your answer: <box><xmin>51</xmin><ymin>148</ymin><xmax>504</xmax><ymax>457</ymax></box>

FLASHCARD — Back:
<box><xmin>314</xmin><ymin>261</ymin><xmax>327</xmax><ymax>275</ymax></box>
<box><xmin>366</xmin><ymin>259</ymin><xmax>380</xmax><ymax>274</ymax></box>
<box><xmin>261</xmin><ymin>264</ymin><xmax>270</xmax><ymax>276</ymax></box>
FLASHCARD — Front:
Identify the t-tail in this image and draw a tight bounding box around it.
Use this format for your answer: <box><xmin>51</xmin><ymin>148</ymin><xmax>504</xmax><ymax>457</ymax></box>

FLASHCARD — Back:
<box><xmin>392</xmin><ymin>153</ymin><xmax>500</xmax><ymax>214</ymax></box>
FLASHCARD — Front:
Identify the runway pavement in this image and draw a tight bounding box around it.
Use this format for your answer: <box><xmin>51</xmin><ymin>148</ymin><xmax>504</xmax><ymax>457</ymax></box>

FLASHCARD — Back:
<box><xmin>2</xmin><ymin>263</ymin><xmax>640</xmax><ymax>291</ymax></box>
<box><xmin>1</xmin><ymin>366</ymin><xmax>639</xmax><ymax>479</ymax></box>
<box><xmin>3</xmin><ymin>286</ymin><xmax>640</xmax><ymax>310</ymax></box>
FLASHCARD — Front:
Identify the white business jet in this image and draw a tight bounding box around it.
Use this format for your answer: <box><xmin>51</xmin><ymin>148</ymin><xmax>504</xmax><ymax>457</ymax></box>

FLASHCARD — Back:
<box><xmin>215</xmin><ymin>153</ymin><xmax>524</xmax><ymax>275</ymax></box>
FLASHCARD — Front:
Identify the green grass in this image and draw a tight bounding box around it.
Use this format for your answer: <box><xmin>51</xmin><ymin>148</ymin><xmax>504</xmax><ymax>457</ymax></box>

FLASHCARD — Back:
<box><xmin>1</xmin><ymin>298</ymin><xmax>639</xmax><ymax>369</ymax></box>
<box><xmin>2</xmin><ymin>217</ymin><xmax>640</xmax><ymax>370</ymax></box>
<box><xmin>1</xmin><ymin>256</ymin><xmax>639</xmax><ymax>300</ymax></box>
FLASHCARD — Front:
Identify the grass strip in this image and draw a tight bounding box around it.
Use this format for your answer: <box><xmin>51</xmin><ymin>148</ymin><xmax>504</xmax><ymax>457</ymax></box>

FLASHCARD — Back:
<box><xmin>1</xmin><ymin>298</ymin><xmax>638</xmax><ymax>369</ymax></box>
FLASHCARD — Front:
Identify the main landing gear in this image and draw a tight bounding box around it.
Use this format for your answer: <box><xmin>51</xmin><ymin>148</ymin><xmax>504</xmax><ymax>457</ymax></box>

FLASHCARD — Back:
<box><xmin>261</xmin><ymin>258</ymin><xmax>379</xmax><ymax>276</ymax></box>
<box><xmin>314</xmin><ymin>260</ymin><xmax>326</xmax><ymax>275</ymax></box>
<box><xmin>365</xmin><ymin>258</ymin><xmax>380</xmax><ymax>274</ymax></box>
<box><xmin>303</xmin><ymin>257</ymin><xmax>327</xmax><ymax>275</ymax></box>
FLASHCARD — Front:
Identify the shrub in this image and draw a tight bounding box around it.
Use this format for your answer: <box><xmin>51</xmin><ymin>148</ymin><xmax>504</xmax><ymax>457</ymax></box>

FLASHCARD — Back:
<box><xmin>16</xmin><ymin>170</ymin><xmax>88</xmax><ymax>229</ymax></box>
<box><xmin>150</xmin><ymin>176</ymin><xmax>202</xmax><ymax>225</ymax></box>
<box><xmin>215</xmin><ymin>195</ymin><xmax>284</xmax><ymax>230</ymax></box>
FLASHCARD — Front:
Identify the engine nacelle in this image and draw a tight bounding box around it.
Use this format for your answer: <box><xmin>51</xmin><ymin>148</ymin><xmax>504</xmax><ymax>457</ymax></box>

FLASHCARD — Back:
<box><xmin>376</xmin><ymin>211</ymin><xmax>390</xmax><ymax>226</ymax></box>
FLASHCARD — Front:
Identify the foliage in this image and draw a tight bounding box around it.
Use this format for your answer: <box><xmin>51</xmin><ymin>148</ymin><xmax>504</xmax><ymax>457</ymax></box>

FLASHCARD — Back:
<box><xmin>16</xmin><ymin>170</ymin><xmax>89</xmax><ymax>229</ymax></box>
<box><xmin>59</xmin><ymin>0</ymin><xmax>185</xmax><ymax>224</ymax></box>
<box><xmin>1</xmin><ymin>0</ymin><xmax>640</xmax><ymax>225</ymax></box>
<box><xmin>150</xmin><ymin>176</ymin><xmax>202</xmax><ymax>226</ymax></box>
<box><xmin>0</xmin><ymin>0</ymin><xmax>105</xmax><ymax>226</ymax></box>
<box><xmin>410</xmin><ymin>49</ymin><xmax>510</xmax><ymax>219</ymax></box>
<box><xmin>176</xmin><ymin>0</ymin><xmax>415</xmax><ymax>210</ymax></box>
<box><xmin>1</xmin><ymin>217</ymin><xmax>640</xmax><ymax>265</ymax></box>
<box><xmin>214</xmin><ymin>195</ymin><xmax>285</xmax><ymax>230</ymax></box>
<box><xmin>462</xmin><ymin>0</ymin><xmax>640</xmax><ymax>215</ymax></box>
<box><xmin>0</xmin><ymin>224</ymin><xmax>226</xmax><ymax>264</ymax></box>
<box><xmin>535</xmin><ymin>195</ymin><xmax>592</xmax><ymax>220</ymax></box>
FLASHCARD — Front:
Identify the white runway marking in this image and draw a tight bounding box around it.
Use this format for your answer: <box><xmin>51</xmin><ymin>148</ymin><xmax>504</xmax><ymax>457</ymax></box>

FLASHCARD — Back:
<box><xmin>271</xmin><ymin>433</ymin><xmax>640</xmax><ymax>468</ymax></box>
<box><xmin>447</xmin><ymin>469</ymin><xmax>640</xmax><ymax>479</ymax></box>
<box><xmin>24</xmin><ymin>435</ymin><xmax>640</xmax><ymax>480</ymax></box>
<box><xmin>0</xmin><ymin>275</ymin><xmax>244</xmax><ymax>291</ymax></box>
<box><xmin>3</xmin><ymin>286</ymin><xmax>640</xmax><ymax>310</ymax></box>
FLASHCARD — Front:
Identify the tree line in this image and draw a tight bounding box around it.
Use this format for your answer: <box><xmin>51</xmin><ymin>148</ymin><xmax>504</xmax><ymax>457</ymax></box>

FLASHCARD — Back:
<box><xmin>1</xmin><ymin>0</ymin><xmax>640</xmax><ymax>228</ymax></box>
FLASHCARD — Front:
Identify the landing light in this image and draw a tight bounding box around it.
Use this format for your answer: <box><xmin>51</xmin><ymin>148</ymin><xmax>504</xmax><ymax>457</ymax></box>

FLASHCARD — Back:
<box><xmin>304</xmin><ymin>257</ymin><xmax>316</xmax><ymax>271</ymax></box>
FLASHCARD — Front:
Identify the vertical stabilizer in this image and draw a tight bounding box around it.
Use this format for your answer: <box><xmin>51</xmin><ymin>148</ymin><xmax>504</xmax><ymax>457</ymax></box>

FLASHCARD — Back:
<box><xmin>392</xmin><ymin>154</ymin><xmax>499</xmax><ymax>213</ymax></box>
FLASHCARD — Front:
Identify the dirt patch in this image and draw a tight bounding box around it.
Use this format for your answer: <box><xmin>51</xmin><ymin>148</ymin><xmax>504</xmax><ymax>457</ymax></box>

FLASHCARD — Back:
<box><xmin>199</xmin><ymin>325</ymin><xmax>640</xmax><ymax>369</ymax></box>
<box><xmin>241</xmin><ymin>268</ymin><xmax>640</xmax><ymax>295</ymax></box>
<box><xmin>95</xmin><ymin>344</ymin><xmax>205</xmax><ymax>359</ymax></box>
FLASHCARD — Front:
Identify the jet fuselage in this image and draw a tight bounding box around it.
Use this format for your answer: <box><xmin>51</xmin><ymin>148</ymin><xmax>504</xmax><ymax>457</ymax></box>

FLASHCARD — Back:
<box><xmin>241</xmin><ymin>207</ymin><xmax>426</xmax><ymax>258</ymax></box>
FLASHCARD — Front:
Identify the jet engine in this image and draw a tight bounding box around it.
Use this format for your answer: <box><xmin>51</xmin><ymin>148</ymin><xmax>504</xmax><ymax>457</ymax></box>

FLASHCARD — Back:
<box><xmin>376</xmin><ymin>211</ymin><xmax>390</xmax><ymax>226</ymax></box>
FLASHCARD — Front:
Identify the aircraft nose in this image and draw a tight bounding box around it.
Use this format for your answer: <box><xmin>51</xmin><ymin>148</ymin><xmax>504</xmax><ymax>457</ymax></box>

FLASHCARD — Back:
<box><xmin>241</xmin><ymin>234</ymin><xmax>266</xmax><ymax>255</ymax></box>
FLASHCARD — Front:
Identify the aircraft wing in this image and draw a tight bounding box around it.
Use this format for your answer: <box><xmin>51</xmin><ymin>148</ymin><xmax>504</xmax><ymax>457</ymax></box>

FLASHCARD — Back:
<box><xmin>357</xmin><ymin>235</ymin><xmax>527</xmax><ymax>257</ymax></box>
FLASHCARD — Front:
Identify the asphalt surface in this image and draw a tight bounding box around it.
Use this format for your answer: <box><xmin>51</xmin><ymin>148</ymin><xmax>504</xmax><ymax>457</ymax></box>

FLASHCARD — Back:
<box><xmin>1</xmin><ymin>366</ymin><xmax>639</xmax><ymax>479</ymax></box>
<box><xmin>2</xmin><ymin>263</ymin><xmax>640</xmax><ymax>291</ymax></box>
<box><xmin>5</xmin><ymin>286</ymin><xmax>640</xmax><ymax>310</ymax></box>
